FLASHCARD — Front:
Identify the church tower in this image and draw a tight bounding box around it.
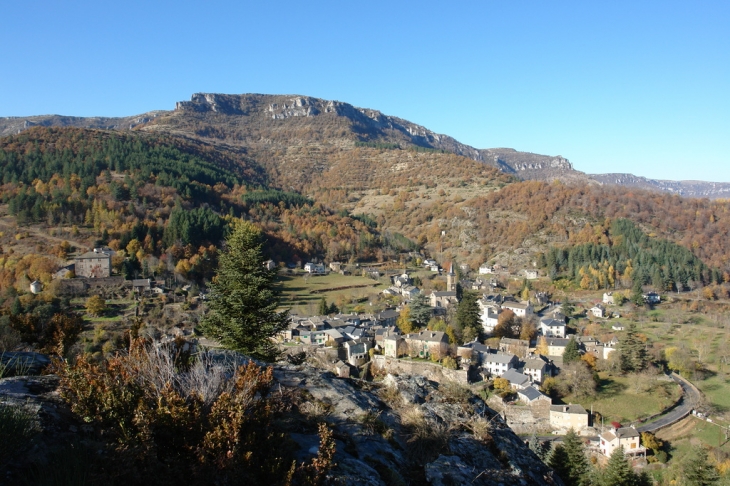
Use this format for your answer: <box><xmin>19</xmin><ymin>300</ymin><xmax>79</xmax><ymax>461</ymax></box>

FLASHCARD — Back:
<box><xmin>447</xmin><ymin>262</ymin><xmax>457</xmax><ymax>292</ymax></box>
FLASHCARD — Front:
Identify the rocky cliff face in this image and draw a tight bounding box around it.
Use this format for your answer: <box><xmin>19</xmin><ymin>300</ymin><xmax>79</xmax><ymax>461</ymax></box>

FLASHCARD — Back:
<box><xmin>589</xmin><ymin>173</ymin><xmax>730</xmax><ymax>199</ymax></box>
<box><xmin>0</xmin><ymin>362</ymin><xmax>562</xmax><ymax>485</ymax></box>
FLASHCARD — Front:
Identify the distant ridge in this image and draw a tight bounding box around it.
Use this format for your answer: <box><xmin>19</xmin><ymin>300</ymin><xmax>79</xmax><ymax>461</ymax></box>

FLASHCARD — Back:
<box><xmin>1</xmin><ymin>92</ymin><xmax>727</xmax><ymax>198</ymax></box>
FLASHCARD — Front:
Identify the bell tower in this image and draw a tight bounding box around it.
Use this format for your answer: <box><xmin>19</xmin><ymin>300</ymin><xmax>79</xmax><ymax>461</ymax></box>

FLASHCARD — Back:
<box><xmin>447</xmin><ymin>263</ymin><xmax>457</xmax><ymax>292</ymax></box>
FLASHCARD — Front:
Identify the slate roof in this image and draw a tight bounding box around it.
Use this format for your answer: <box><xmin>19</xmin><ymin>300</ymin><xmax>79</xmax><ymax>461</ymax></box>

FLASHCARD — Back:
<box><xmin>377</xmin><ymin>310</ymin><xmax>400</xmax><ymax>320</ymax></box>
<box><xmin>487</xmin><ymin>353</ymin><xmax>517</xmax><ymax>364</ymax></box>
<box><xmin>546</xmin><ymin>338</ymin><xmax>571</xmax><ymax>347</ymax></box>
<box><xmin>519</xmin><ymin>386</ymin><xmax>547</xmax><ymax>402</ymax></box>
<box><xmin>502</xmin><ymin>369</ymin><xmax>531</xmax><ymax>387</ymax></box>
<box><xmin>431</xmin><ymin>291</ymin><xmax>457</xmax><ymax>297</ymax></box>
<box><xmin>550</xmin><ymin>404</ymin><xmax>588</xmax><ymax>415</ymax></box>
<box><xmin>407</xmin><ymin>331</ymin><xmax>448</xmax><ymax>343</ymax></box>
<box><xmin>540</xmin><ymin>318</ymin><xmax>566</xmax><ymax>327</ymax></box>
<box><xmin>524</xmin><ymin>358</ymin><xmax>548</xmax><ymax>370</ymax></box>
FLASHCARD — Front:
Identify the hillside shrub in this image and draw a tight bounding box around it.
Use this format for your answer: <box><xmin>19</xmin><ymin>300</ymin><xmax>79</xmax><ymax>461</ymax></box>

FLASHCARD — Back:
<box><xmin>58</xmin><ymin>339</ymin><xmax>335</xmax><ymax>485</ymax></box>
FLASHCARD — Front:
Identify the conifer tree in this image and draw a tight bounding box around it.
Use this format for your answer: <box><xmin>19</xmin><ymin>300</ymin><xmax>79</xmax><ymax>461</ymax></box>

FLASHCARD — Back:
<box><xmin>409</xmin><ymin>292</ymin><xmax>432</xmax><ymax>328</ymax></box>
<box><xmin>563</xmin><ymin>337</ymin><xmax>581</xmax><ymax>364</ymax></box>
<box><xmin>563</xmin><ymin>429</ymin><xmax>589</xmax><ymax>485</ymax></box>
<box><xmin>681</xmin><ymin>447</ymin><xmax>720</xmax><ymax>486</ymax></box>
<box><xmin>548</xmin><ymin>444</ymin><xmax>573</xmax><ymax>485</ymax></box>
<box><xmin>618</xmin><ymin>323</ymin><xmax>648</xmax><ymax>373</ymax></box>
<box><xmin>549</xmin><ymin>428</ymin><xmax>589</xmax><ymax>486</ymax></box>
<box><xmin>600</xmin><ymin>446</ymin><xmax>636</xmax><ymax>486</ymax></box>
<box><xmin>200</xmin><ymin>220</ymin><xmax>288</xmax><ymax>361</ymax></box>
<box><xmin>455</xmin><ymin>291</ymin><xmax>481</xmax><ymax>343</ymax></box>
<box><xmin>529</xmin><ymin>432</ymin><xmax>549</xmax><ymax>462</ymax></box>
<box><xmin>318</xmin><ymin>296</ymin><xmax>329</xmax><ymax>316</ymax></box>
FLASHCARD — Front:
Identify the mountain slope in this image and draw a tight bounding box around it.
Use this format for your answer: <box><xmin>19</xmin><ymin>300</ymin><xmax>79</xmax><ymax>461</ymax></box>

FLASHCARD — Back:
<box><xmin>2</xmin><ymin>93</ymin><xmax>727</xmax><ymax>198</ymax></box>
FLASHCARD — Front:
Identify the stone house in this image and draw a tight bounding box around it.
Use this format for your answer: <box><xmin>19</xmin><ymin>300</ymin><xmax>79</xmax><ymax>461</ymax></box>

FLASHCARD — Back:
<box><xmin>333</xmin><ymin>361</ymin><xmax>350</xmax><ymax>378</ymax></box>
<box><xmin>479</xmin><ymin>264</ymin><xmax>495</xmax><ymax>274</ymax></box>
<box><xmin>549</xmin><ymin>404</ymin><xmax>589</xmax><ymax>431</ymax></box>
<box><xmin>264</xmin><ymin>259</ymin><xmax>276</xmax><ymax>270</ymax></box>
<box><xmin>383</xmin><ymin>335</ymin><xmax>404</xmax><ymax>358</ymax></box>
<box><xmin>539</xmin><ymin>317</ymin><xmax>566</xmax><ymax>338</ymax></box>
<box><xmin>132</xmin><ymin>278</ymin><xmax>152</xmax><ymax>293</ymax></box>
<box><xmin>499</xmin><ymin>338</ymin><xmax>530</xmax><ymax>359</ymax></box>
<box><xmin>304</xmin><ymin>262</ymin><xmax>326</xmax><ymax>274</ymax></box>
<box><xmin>483</xmin><ymin>352</ymin><xmax>519</xmax><ymax>377</ymax></box>
<box><xmin>458</xmin><ymin>341</ymin><xmax>493</xmax><ymax>366</ymax></box>
<box><xmin>30</xmin><ymin>281</ymin><xmax>42</xmax><ymax>294</ymax></box>
<box><xmin>403</xmin><ymin>331</ymin><xmax>449</xmax><ymax>359</ymax></box>
<box><xmin>603</xmin><ymin>292</ymin><xmax>614</xmax><ymax>305</ymax></box>
<box><xmin>599</xmin><ymin>426</ymin><xmax>646</xmax><ymax>457</ymax></box>
<box><xmin>523</xmin><ymin>356</ymin><xmax>550</xmax><ymax>384</ymax></box>
<box><xmin>590</xmin><ymin>304</ymin><xmax>606</xmax><ymax>318</ymax></box>
<box><xmin>429</xmin><ymin>290</ymin><xmax>458</xmax><ymax>309</ymax></box>
<box><xmin>75</xmin><ymin>248</ymin><xmax>112</xmax><ymax>278</ymax></box>
<box><xmin>502</xmin><ymin>301</ymin><xmax>533</xmax><ymax>318</ymax></box>
<box><xmin>524</xmin><ymin>269</ymin><xmax>538</xmax><ymax>280</ymax></box>
<box><xmin>376</xmin><ymin>309</ymin><xmax>400</xmax><ymax>327</ymax></box>
<box><xmin>478</xmin><ymin>300</ymin><xmax>500</xmax><ymax>334</ymax></box>
<box><xmin>546</xmin><ymin>338</ymin><xmax>571</xmax><ymax>357</ymax></box>
<box><xmin>518</xmin><ymin>385</ymin><xmax>551</xmax><ymax>406</ymax></box>
<box><xmin>343</xmin><ymin>341</ymin><xmax>369</xmax><ymax>366</ymax></box>
<box><xmin>502</xmin><ymin>369</ymin><xmax>531</xmax><ymax>390</ymax></box>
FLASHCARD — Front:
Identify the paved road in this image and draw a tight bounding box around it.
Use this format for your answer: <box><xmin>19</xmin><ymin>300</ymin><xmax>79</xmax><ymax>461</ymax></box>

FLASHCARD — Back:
<box><xmin>637</xmin><ymin>373</ymin><xmax>698</xmax><ymax>433</ymax></box>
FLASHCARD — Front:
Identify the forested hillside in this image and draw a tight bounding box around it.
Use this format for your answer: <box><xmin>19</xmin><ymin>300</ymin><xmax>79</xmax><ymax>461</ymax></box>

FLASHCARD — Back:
<box><xmin>541</xmin><ymin>218</ymin><xmax>712</xmax><ymax>291</ymax></box>
<box><xmin>0</xmin><ymin>127</ymin><xmax>386</xmax><ymax>293</ymax></box>
<box><xmin>3</xmin><ymin>104</ymin><xmax>730</xmax><ymax>292</ymax></box>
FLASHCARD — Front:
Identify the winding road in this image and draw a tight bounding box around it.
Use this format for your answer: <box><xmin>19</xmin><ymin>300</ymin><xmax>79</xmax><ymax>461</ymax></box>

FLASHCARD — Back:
<box><xmin>636</xmin><ymin>372</ymin><xmax>700</xmax><ymax>433</ymax></box>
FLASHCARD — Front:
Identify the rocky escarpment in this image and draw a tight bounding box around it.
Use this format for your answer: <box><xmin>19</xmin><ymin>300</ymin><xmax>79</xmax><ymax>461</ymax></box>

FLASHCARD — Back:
<box><xmin>0</xmin><ymin>362</ymin><xmax>562</xmax><ymax>485</ymax></box>
<box><xmin>0</xmin><ymin>112</ymin><xmax>166</xmax><ymax>138</ymax></box>
<box><xmin>173</xmin><ymin>93</ymin><xmax>486</xmax><ymax>161</ymax></box>
<box><xmin>590</xmin><ymin>173</ymin><xmax>730</xmax><ymax>199</ymax></box>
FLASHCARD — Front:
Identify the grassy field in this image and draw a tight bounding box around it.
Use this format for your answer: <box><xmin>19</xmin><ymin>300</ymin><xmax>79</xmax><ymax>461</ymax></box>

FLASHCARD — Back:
<box><xmin>277</xmin><ymin>271</ymin><xmax>390</xmax><ymax>315</ymax></box>
<box><xmin>562</xmin><ymin>372</ymin><xmax>681</xmax><ymax>424</ymax></box>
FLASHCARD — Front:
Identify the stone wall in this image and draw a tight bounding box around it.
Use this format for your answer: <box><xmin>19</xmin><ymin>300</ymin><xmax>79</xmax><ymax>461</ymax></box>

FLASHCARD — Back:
<box><xmin>371</xmin><ymin>355</ymin><xmax>468</xmax><ymax>383</ymax></box>
<box><xmin>488</xmin><ymin>396</ymin><xmax>552</xmax><ymax>435</ymax></box>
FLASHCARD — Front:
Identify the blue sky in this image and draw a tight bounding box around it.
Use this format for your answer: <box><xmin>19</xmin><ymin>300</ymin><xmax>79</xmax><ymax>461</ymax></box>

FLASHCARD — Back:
<box><xmin>2</xmin><ymin>1</ymin><xmax>728</xmax><ymax>182</ymax></box>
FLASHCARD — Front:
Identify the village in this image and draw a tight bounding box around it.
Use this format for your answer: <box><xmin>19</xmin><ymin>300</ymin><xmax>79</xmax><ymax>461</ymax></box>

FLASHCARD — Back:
<box><xmin>28</xmin><ymin>245</ymin><xmax>692</xmax><ymax>466</ymax></box>
<box><xmin>274</xmin><ymin>256</ymin><xmax>679</xmax><ymax>463</ymax></box>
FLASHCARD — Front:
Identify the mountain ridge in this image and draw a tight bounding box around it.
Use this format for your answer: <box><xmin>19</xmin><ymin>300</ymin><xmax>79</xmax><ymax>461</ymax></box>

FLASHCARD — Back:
<box><xmin>1</xmin><ymin>92</ymin><xmax>727</xmax><ymax>198</ymax></box>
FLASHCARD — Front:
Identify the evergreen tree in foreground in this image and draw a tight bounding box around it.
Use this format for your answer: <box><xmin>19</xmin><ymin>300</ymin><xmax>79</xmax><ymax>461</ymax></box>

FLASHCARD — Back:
<box><xmin>549</xmin><ymin>428</ymin><xmax>589</xmax><ymax>486</ymax></box>
<box><xmin>598</xmin><ymin>445</ymin><xmax>651</xmax><ymax>486</ymax></box>
<box><xmin>200</xmin><ymin>220</ymin><xmax>289</xmax><ymax>361</ymax></box>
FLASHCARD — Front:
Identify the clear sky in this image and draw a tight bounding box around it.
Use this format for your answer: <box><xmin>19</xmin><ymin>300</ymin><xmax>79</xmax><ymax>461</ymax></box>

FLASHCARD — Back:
<box><xmin>2</xmin><ymin>1</ymin><xmax>728</xmax><ymax>182</ymax></box>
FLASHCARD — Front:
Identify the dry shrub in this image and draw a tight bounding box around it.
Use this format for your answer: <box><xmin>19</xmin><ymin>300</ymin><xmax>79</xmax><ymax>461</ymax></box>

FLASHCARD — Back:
<box><xmin>58</xmin><ymin>338</ymin><xmax>335</xmax><ymax>485</ymax></box>
<box><xmin>300</xmin><ymin>400</ymin><xmax>333</xmax><ymax>422</ymax></box>
<box><xmin>466</xmin><ymin>416</ymin><xmax>492</xmax><ymax>443</ymax></box>
<box><xmin>378</xmin><ymin>382</ymin><xmax>403</xmax><ymax>407</ymax></box>
<box><xmin>439</xmin><ymin>380</ymin><xmax>473</xmax><ymax>404</ymax></box>
<box><xmin>9</xmin><ymin>312</ymin><xmax>83</xmax><ymax>355</ymax></box>
<box><xmin>399</xmin><ymin>405</ymin><xmax>450</xmax><ymax>464</ymax></box>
